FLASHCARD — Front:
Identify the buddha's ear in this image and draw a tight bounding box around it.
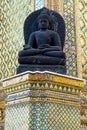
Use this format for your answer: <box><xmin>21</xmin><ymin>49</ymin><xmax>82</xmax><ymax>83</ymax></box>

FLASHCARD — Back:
<box><xmin>37</xmin><ymin>23</ymin><xmax>40</xmax><ymax>30</ymax></box>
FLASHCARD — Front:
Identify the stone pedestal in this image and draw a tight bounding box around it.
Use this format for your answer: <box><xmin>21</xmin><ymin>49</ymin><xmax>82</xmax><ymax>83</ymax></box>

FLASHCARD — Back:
<box><xmin>17</xmin><ymin>65</ymin><xmax>66</xmax><ymax>75</ymax></box>
<box><xmin>1</xmin><ymin>71</ymin><xmax>84</xmax><ymax>130</ymax></box>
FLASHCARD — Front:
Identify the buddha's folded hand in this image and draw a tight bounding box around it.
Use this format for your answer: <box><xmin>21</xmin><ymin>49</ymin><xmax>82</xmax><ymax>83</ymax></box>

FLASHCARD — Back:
<box><xmin>23</xmin><ymin>44</ymin><xmax>32</xmax><ymax>50</ymax></box>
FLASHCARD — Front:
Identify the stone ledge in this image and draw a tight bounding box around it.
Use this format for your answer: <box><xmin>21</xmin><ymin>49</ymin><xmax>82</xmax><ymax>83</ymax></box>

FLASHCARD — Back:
<box><xmin>1</xmin><ymin>71</ymin><xmax>84</xmax><ymax>88</ymax></box>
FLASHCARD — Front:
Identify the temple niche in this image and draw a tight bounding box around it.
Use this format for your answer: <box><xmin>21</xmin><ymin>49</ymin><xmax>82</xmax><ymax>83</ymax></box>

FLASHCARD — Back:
<box><xmin>17</xmin><ymin>7</ymin><xmax>66</xmax><ymax>74</ymax></box>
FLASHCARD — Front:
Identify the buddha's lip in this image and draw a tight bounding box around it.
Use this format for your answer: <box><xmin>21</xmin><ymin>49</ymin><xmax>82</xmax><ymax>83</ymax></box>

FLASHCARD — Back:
<box><xmin>40</xmin><ymin>29</ymin><xmax>48</xmax><ymax>31</ymax></box>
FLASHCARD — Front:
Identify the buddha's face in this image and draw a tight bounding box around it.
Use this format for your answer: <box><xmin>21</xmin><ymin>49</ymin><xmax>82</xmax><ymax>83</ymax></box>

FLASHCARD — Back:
<box><xmin>38</xmin><ymin>18</ymin><xmax>49</xmax><ymax>30</ymax></box>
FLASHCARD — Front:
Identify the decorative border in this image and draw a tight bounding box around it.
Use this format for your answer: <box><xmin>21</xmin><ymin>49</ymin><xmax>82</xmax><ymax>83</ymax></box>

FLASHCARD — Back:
<box><xmin>6</xmin><ymin>97</ymin><xmax>80</xmax><ymax>107</ymax></box>
<box><xmin>5</xmin><ymin>82</ymin><xmax>82</xmax><ymax>95</ymax></box>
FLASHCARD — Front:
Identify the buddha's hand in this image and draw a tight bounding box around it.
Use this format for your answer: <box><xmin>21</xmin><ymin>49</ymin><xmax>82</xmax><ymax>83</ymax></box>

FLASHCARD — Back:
<box><xmin>23</xmin><ymin>44</ymin><xmax>32</xmax><ymax>50</ymax></box>
<box><xmin>39</xmin><ymin>44</ymin><xmax>51</xmax><ymax>49</ymax></box>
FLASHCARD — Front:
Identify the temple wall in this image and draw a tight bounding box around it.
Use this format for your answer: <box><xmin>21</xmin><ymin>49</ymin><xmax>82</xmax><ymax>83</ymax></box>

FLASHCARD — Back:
<box><xmin>0</xmin><ymin>0</ymin><xmax>34</xmax><ymax>79</ymax></box>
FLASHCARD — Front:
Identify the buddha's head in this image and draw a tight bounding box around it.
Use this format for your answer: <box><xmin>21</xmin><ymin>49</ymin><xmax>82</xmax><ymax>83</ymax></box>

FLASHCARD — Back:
<box><xmin>38</xmin><ymin>14</ymin><xmax>50</xmax><ymax>30</ymax></box>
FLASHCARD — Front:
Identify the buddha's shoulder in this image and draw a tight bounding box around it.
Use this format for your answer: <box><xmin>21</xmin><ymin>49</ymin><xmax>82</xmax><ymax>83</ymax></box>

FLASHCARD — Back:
<box><xmin>48</xmin><ymin>30</ymin><xmax>58</xmax><ymax>35</ymax></box>
<box><xmin>30</xmin><ymin>31</ymin><xmax>39</xmax><ymax>37</ymax></box>
<box><xmin>30</xmin><ymin>32</ymin><xmax>35</xmax><ymax>36</ymax></box>
<box><xmin>31</xmin><ymin>30</ymin><xmax>41</xmax><ymax>34</ymax></box>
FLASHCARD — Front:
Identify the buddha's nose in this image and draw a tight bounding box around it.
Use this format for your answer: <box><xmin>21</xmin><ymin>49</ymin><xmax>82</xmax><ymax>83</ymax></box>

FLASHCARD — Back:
<box><xmin>42</xmin><ymin>22</ymin><xmax>45</xmax><ymax>25</ymax></box>
<box><xmin>42</xmin><ymin>23</ymin><xmax>44</xmax><ymax>26</ymax></box>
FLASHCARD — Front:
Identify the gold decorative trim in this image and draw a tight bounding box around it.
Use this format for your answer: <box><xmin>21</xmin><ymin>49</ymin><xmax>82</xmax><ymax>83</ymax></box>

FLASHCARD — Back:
<box><xmin>2</xmin><ymin>73</ymin><xmax>84</xmax><ymax>96</ymax></box>
<box><xmin>6</xmin><ymin>86</ymin><xmax>80</xmax><ymax>96</ymax></box>
<box><xmin>0</xmin><ymin>101</ymin><xmax>6</xmax><ymax>109</ymax></box>
<box><xmin>75</xmin><ymin>0</ymin><xmax>82</xmax><ymax>78</ymax></box>
<box><xmin>5</xmin><ymin>80</ymin><xmax>83</xmax><ymax>91</ymax></box>
<box><xmin>58</xmin><ymin>0</ymin><xmax>63</xmax><ymax>15</ymax></box>
<box><xmin>4</xmin><ymin>73</ymin><xmax>84</xmax><ymax>89</ymax></box>
<box><xmin>29</xmin><ymin>73</ymin><xmax>84</xmax><ymax>87</ymax></box>
<box><xmin>6</xmin><ymin>98</ymin><xmax>80</xmax><ymax>107</ymax></box>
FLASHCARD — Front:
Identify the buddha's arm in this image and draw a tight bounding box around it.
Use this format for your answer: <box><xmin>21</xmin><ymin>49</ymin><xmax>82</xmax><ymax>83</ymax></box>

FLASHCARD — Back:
<box><xmin>28</xmin><ymin>32</ymin><xmax>36</xmax><ymax>48</ymax></box>
<box><xmin>52</xmin><ymin>33</ymin><xmax>62</xmax><ymax>51</ymax></box>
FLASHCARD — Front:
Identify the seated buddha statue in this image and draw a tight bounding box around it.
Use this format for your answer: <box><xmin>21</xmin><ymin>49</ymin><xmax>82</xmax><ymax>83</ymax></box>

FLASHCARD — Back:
<box><xmin>17</xmin><ymin>7</ymin><xmax>66</xmax><ymax>74</ymax></box>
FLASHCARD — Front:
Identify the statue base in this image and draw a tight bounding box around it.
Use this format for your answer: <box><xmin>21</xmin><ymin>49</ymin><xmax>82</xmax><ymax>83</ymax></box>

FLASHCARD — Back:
<box><xmin>17</xmin><ymin>64</ymin><xmax>66</xmax><ymax>74</ymax></box>
<box><xmin>1</xmin><ymin>71</ymin><xmax>84</xmax><ymax>130</ymax></box>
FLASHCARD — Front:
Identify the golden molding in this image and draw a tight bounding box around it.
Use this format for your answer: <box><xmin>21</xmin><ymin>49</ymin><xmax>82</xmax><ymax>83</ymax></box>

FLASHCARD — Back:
<box><xmin>2</xmin><ymin>72</ymin><xmax>84</xmax><ymax>88</ymax></box>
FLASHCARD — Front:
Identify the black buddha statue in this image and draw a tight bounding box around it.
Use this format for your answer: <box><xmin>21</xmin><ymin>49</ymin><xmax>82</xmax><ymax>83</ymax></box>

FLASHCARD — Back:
<box><xmin>17</xmin><ymin>7</ymin><xmax>66</xmax><ymax>74</ymax></box>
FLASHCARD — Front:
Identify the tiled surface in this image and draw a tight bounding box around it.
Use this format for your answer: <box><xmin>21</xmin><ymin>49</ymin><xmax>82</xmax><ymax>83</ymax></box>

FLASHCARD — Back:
<box><xmin>63</xmin><ymin>0</ymin><xmax>77</xmax><ymax>76</ymax></box>
<box><xmin>4</xmin><ymin>102</ymin><xmax>80</xmax><ymax>130</ymax></box>
<box><xmin>5</xmin><ymin>103</ymin><xmax>31</xmax><ymax>130</ymax></box>
<box><xmin>46</xmin><ymin>103</ymin><xmax>80</xmax><ymax>130</ymax></box>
